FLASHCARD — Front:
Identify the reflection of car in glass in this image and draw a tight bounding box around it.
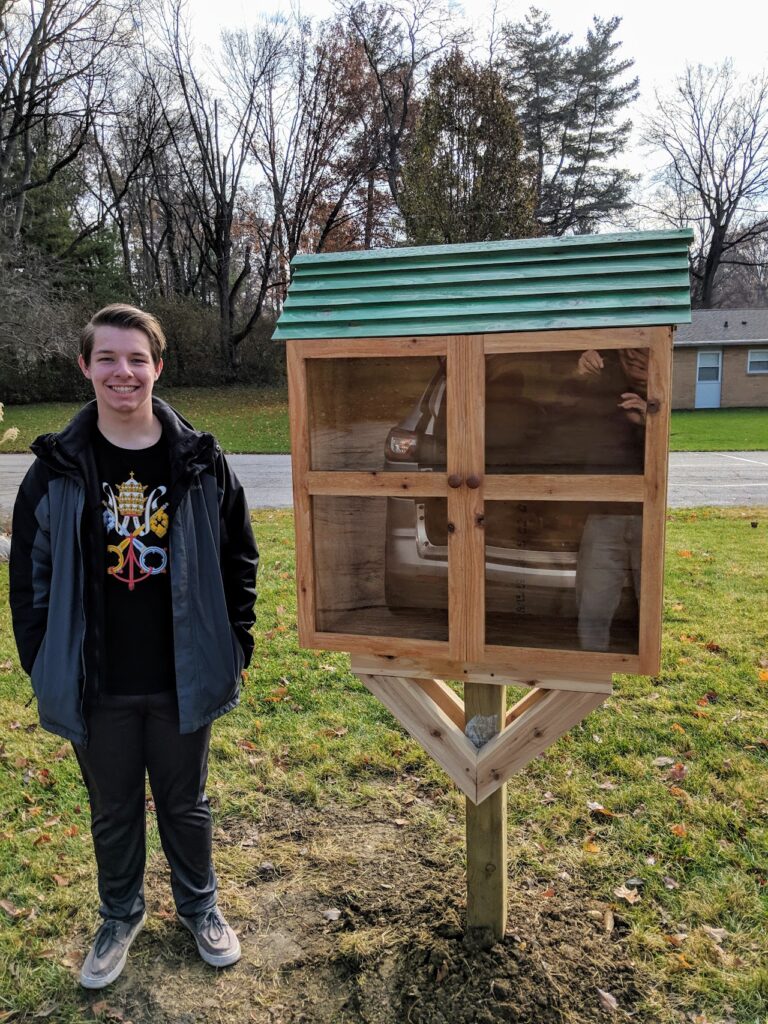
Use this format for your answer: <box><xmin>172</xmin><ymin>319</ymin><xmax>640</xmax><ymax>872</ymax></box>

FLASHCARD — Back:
<box><xmin>383</xmin><ymin>357</ymin><xmax>640</xmax><ymax>647</ymax></box>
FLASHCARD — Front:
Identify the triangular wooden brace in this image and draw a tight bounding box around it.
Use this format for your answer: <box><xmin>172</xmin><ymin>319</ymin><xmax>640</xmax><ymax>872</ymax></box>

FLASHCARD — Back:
<box><xmin>355</xmin><ymin>673</ymin><xmax>608</xmax><ymax>804</ymax></box>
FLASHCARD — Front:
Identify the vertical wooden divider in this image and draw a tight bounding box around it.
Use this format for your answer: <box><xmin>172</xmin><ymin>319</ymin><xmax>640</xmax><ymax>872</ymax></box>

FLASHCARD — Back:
<box><xmin>286</xmin><ymin>342</ymin><xmax>316</xmax><ymax>646</ymax></box>
<box><xmin>447</xmin><ymin>335</ymin><xmax>507</xmax><ymax>940</ymax></box>
<box><xmin>447</xmin><ymin>335</ymin><xmax>485</xmax><ymax>663</ymax></box>
<box><xmin>639</xmin><ymin>327</ymin><xmax>673</xmax><ymax>671</ymax></box>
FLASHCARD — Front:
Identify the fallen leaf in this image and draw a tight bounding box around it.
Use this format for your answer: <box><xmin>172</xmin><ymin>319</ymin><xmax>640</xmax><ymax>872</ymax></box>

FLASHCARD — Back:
<box><xmin>603</xmin><ymin>909</ymin><xmax>615</xmax><ymax>933</ymax></box>
<box><xmin>666</xmin><ymin>763</ymin><xmax>688</xmax><ymax>782</ymax></box>
<box><xmin>237</xmin><ymin>739</ymin><xmax>259</xmax><ymax>752</ymax></box>
<box><xmin>675</xmin><ymin>953</ymin><xmax>695</xmax><ymax>969</ymax></box>
<box><xmin>665</xmin><ymin>933</ymin><xmax>688</xmax><ymax>947</ymax></box>
<box><xmin>669</xmin><ymin>823</ymin><xmax>687</xmax><ymax>837</ymax></box>
<box><xmin>540</xmin><ymin>886</ymin><xmax>555</xmax><ymax>898</ymax></box>
<box><xmin>653</xmin><ymin>756</ymin><xmax>675</xmax><ymax>767</ymax></box>
<box><xmin>65</xmin><ymin>825</ymin><xmax>79</xmax><ymax>837</ymax></box>
<box><xmin>0</xmin><ymin>898</ymin><xmax>26</xmax><ymax>918</ymax></box>
<box><xmin>759</xmin><ymin>671</ymin><xmax>768</xmax><ymax>683</ymax></box>
<box><xmin>669</xmin><ymin>786</ymin><xmax>688</xmax><ymax>798</ymax></box>
<box><xmin>9</xmin><ymin>721</ymin><xmax>22</xmax><ymax>730</ymax></box>
<box><xmin>663</xmin><ymin>876</ymin><xmax>680</xmax><ymax>890</ymax></box>
<box><xmin>598</xmin><ymin>781</ymin><xmax>617</xmax><ymax>791</ymax></box>
<box><xmin>692</xmin><ymin>710</ymin><xmax>710</xmax><ymax>719</ymax></box>
<box><xmin>319</xmin><ymin>663</ymin><xmax>338</xmax><ymax>673</ymax></box>
<box><xmin>52</xmin><ymin>874</ymin><xmax>69</xmax><ymax>887</ymax></box>
<box><xmin>541</xmin><ymin>791</ymin><xmax>556</xmax><ymax>804</ymax></box>
<box><xmin>60</xmin><ymin>950</ymin><xmax>82</xmax><ymax>969</ymax></box>
<box><xmin>645</xmin><ymin>855</ymin><xmax>656</xmax><ymax>865</ymax></box>
<box><xmin>705</xmin><ymin>641</ymin><xmax>723</xmax><ymax>653</ymax></box>
<box><xmin>31</xmin><ymin>1001</ymin><xmax>60</xmax><ymax>1018</ymax></box>
<box><xmin>701</xmin><ymin>925</ymin><xmax>728</xmax><ymax>943</ymax></box>
<box><xmin>583</xmin><ymin>840</ymin><xmax>601</xmax><ymax>854</ymax></box>
<box><xmin>43</xmin><ymin>815</ymin><xmax>61</xmax><ymax>827</ymax></box>
<box><xmin>596</xmin><ymin>987</ymin><xmax>619</xmax><ymax>1012</ymax></box>
<box><xmin>613</xmin><ymin>884</ymin><xmax>640</xmax><ymax>904</ymax></box>
<box><xmin>393</xmin><ymin>818</ymin><xmax>408</xmax><ymax>827</ymax></box>
<box><xmin>677</xmin><ymin>550</ymin><xmax>693</xmax><ymax>558</ymax></box>
<box><xmin>671</xmin><ymin>723</ymin><xmax>686</xmax><ymax>734</ymax></box>
<box><xmin>322</xmin><ymin>908</ymin><xmax>341</xmax><ymax>922</ymax></box>
<box><xmin>33</xmin><ymin>833</ymin><xmax>52</xmax><ymax>846</ymax></box>
<box><xmin>52</xmin><ymin>744</ymin><xmax>69</xmax><ymax>761</ymax></box>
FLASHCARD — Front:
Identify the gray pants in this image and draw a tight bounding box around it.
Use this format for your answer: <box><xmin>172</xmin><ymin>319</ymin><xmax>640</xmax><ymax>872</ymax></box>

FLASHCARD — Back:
<box><xmin>576</xmin><ymin>514</ymin><xmax>641</xmax><ymax>652</ymax></box>
<box><xmin>73</xmin><ymin>691</ymin><xmax>217</xmax><ymax>922</ymax></box>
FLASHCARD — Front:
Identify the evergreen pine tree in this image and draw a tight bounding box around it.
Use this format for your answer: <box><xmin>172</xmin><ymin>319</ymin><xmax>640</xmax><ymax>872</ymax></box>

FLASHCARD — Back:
<box><xmin>502</xmin><ymin>8</ymin><xmax>638</xmax><ymax>235</ymax></box>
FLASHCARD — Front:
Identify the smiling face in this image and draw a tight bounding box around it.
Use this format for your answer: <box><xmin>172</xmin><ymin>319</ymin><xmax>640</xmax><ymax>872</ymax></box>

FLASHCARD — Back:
<box><xmin>78</xmin><ymin>325</ymin><xmax>162</xmax><ymax>418</ymax></box>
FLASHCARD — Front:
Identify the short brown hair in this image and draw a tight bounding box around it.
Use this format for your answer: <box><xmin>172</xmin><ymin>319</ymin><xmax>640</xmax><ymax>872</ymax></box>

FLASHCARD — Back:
<box><xmin>80</xmin><ymin>304</ymin><xmax>166</xmax><ymax>366</ymax></box>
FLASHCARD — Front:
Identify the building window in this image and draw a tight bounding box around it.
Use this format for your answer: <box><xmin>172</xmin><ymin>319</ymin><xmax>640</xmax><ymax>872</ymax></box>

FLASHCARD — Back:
<box><xmin>747</xmin><ymin>349</ymin><xmax>768</xmax><ymax>374</ymax></box>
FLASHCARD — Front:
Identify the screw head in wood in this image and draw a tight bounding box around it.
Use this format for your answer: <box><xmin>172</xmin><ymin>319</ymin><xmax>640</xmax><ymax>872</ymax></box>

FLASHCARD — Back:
<box><xmin>466</xmin><ymin>474</ymin><xmax>482</xmax><ymax>489</ymax></box>
<box><xmin>448</xmin><ymin>474</ymin><xmax>463</xmax><ymax>488</ymax></box>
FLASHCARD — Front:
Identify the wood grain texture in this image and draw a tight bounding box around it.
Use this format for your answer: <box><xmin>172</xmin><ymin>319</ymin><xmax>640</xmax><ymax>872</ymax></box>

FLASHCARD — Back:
<box><xmin>465</xmin><ymin>681</ymin><xmax>507</xmax><ymax>938</ymax></box>
<box><xmin>411</xmin><ymin>677</ymin><xmax>466</xmax><ymax>729</ymax></box>
<box><xmin>476</xmin><ymin>690</ymin><xmax>606</xmax><ymax>803</ymax></box>
<box><xmin>359</xmin><ymin>673</ymin><xmax>478</xmax><ymax>800</ymax></box>
<box><xmin>349</xmin><ymin>652</ymin><xmax>615</xmax><ymax>692</ymax></box>
<box><xmin>292</xmin><ymin>336</ymin><xmax>448</xmax><ymax>359</ymax></box>
<box><xmin>287</xmin><ymin>342</ymin><xmax>316</xmax><ymax>645</ymax></box>
<box><xmin>447</xmin><ymin>335</ymin><xmax>485</xmax><ymax>662</ymax></box>
<box><xmin>307</xmin><ymin>471</ymin><xmax>448</xmax><ymax>496</ymax></box>
<box><xmin>639</xmin><ymin>325</ymin><xmax>673</xmax><ymax>673</ymax></box>
<box><xmin>483</xmin><ymin>475</ymin><xmax>645</xmax><ymax>502</ymax></box>
<box><xmin>483</xmin><ymin>327</ymin><xmax>659</xmax><ymax>353</ymax></box>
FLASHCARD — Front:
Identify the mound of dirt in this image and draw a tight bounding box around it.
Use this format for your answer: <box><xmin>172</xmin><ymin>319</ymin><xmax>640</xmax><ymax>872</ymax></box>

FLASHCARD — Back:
<box><xmin>74</xmin><ymin>798</ymin><xmax>661</xmax><ymax>1024</ymax></box>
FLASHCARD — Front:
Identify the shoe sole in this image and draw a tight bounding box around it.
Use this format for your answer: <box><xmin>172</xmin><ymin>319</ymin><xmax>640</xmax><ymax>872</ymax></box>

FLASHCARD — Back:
<box><xmin>177</xmin><ymin>914</ymin><xmax>242</xmax><ymax>967</ymax></box>
<box><xmin>79</xmin><ymin>913</ymin><xmax>147</xmax><ymax>989</ymax></box>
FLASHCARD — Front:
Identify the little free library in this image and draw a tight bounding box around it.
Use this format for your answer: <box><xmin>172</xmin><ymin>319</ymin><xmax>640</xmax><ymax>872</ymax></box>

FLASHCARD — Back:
<box><xmin>274</xmin><ymin>228</ymin><xmax>693</xmax><ymax>940</ymax></box>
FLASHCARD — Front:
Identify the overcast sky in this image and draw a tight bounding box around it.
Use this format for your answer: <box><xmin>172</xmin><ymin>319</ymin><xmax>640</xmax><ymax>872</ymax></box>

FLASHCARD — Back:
<box><xmin>188</xmin><ymin>0</ymin><xmax>768</xmax><ymax>173</ymax></box>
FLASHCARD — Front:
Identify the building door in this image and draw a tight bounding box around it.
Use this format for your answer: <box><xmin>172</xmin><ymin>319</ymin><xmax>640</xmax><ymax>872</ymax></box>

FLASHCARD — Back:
<box><xmin>695</xmin><ymin>350</ymin><xmax>722</xmax><ymax>408</ymax></box>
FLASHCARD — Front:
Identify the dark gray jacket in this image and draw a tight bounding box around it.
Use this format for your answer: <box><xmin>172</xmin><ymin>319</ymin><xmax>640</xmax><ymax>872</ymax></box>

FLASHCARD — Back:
<box><xmin>9</xmin><ymin>399</ymin><xmax>258</xmax><ymax>746</ymax></box>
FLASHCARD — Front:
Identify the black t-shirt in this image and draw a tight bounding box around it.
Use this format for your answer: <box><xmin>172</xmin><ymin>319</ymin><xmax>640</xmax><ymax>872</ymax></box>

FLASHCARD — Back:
<box><xmin>93</xmin><ymin>428</ymin><xmax>176</xmax><ymax>694</ymax></box>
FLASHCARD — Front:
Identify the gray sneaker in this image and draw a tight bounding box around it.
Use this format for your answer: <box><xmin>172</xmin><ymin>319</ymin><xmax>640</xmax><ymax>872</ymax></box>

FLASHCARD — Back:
<box><xmin>80</xmin><ymin>913</ymin><xmax>147</xmax><ymax>989</ymax></box>
<box><xmin>177</xmin><ymin>907</ymin><xmax>241</xmax><ymax>967</ymax></box>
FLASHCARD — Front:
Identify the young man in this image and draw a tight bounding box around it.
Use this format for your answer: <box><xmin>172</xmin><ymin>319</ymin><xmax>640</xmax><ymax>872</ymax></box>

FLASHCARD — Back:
<box><xmin>10</xmin><ymin>305</ymin><xmax>258</xmax><ymax>988</ymax></box>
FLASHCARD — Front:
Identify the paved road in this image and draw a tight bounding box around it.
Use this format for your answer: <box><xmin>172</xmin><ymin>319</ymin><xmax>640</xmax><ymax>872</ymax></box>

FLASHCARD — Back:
<box><xmin>1</xmin><ymin>451</ymin><xmax>767</xmax><ymax>516</ymax></box>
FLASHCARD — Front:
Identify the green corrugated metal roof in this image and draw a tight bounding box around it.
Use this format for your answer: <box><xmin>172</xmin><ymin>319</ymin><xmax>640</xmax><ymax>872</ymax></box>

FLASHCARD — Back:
<box><xmin>273</xmin><ymin>229</ymin><xmax>694</xmax><ymax>340</ymax></box>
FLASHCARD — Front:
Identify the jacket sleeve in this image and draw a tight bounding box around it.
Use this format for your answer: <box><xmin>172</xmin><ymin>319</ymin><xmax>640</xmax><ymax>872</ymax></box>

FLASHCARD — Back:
<box><xmin>9</xmin><ymin>461</ymin><xmax>51</xmax><ymax>676</ymax></box>
<box><xmin>216</xmin><ymin>452</ymin><xmax>258</xmax><ymax>668</ymax></box>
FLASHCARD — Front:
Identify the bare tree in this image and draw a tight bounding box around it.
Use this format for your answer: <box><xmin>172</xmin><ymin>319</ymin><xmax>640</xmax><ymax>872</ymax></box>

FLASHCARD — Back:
<box><xmin>645</xmin><ymin>62</ymin><xmax>768</xmax><ymax>308</ymax></box>
<box><xmin>337</xmin><ymin>0</ymin><xmax>467</xmax><ymax>209</ymax></box>
<box><xmin>0</xmin><ymin>0</ymin><xmax>129</xmax><ymax>237</ymax></box>
<box><xmin>142</xmin><ymin>0</ymin><xmax>281</xmax><ymax>376</ymax></box>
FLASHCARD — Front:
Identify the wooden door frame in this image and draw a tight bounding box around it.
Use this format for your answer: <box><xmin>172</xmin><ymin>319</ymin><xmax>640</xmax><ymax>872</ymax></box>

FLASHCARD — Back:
<box><xmin>287</xmin><ymin>325</ymin><xmax>673</xmax><ymax>678</ymax></box>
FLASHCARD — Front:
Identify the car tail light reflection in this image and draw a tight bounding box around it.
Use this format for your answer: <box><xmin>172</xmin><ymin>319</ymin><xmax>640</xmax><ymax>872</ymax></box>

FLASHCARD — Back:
<box><xmin>386</xmin><ymin>427</ymin><xmax>418</xmax><ymax>461</ymax></box>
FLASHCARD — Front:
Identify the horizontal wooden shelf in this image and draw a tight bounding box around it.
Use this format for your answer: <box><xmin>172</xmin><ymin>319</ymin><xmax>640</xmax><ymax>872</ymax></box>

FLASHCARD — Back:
<box><xmin>306</xmin><ymin>472</ymin><xmax>646</xmax><ymax>501</ymax></box>
<box><xmin>483</xmin><ymin>326</ymin><xmax>659</xmax><ymax>353</ymax></box>
<box><xmin>306</xmin><ymin>471</ymin><xmax>447</xmax><ymax>496</ymax></box>
<box><xmin>483</xmin><ymin>474</ymin><xmax>645</xmax><ymax>502</ymax></box>
<box><xmin>292</xmin><ymin>336</ymin><xmax>448</xmax><ymax>359</ymax></box>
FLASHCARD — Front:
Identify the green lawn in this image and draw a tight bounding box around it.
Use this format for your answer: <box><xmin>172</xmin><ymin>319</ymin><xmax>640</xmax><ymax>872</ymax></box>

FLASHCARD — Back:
<box><xmin>0</xmin><ymin>386</ymin><xmax>290</xmax><ymax>454</ymax></box>
<box><xmin>2</xmin><ymin>392</ymin><xmax>767</xmax><ymax>455</ymax></box>
<box><xmin>1</xmin><ymin>508</ymin><xmax>767</xmax><ymax>1023</ymax></box>
<box><xmin>670</xmin><ymin>409</ymin><xmax>768</xmax><ymax>451</ymax></box>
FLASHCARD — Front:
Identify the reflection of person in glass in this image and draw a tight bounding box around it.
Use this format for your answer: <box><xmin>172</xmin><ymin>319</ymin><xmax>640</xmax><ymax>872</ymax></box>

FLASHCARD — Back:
<box><xmin>575</xmin><ymin>348</ymin><xmax>648</xmax><ymax>652</ymax></box>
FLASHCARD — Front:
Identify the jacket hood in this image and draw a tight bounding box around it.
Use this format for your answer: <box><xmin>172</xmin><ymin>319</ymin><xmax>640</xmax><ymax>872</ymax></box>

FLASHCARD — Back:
<box><xmin>31</xmin><ymin>398</ymin><xmax>218</xmax><ymax>479</ymax></box>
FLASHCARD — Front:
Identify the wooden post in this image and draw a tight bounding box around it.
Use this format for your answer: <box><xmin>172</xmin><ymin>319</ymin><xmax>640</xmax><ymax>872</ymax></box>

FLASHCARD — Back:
<box><xmin>465</xmin><ymin>681</ymin><xmax>507</xmax><ymax>942</ymax></box>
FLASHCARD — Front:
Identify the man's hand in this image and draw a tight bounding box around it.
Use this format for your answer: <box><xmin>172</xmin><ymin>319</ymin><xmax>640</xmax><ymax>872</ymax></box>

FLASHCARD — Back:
<box><xmin>618</xmin><ymin>392</ymin><xmax>647</xmax><ymax>425</ymax></box>
<box><xmin>577</xmin><ymin>349</ymin><xmax>604</xmax><ymax>378</ymax></box>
